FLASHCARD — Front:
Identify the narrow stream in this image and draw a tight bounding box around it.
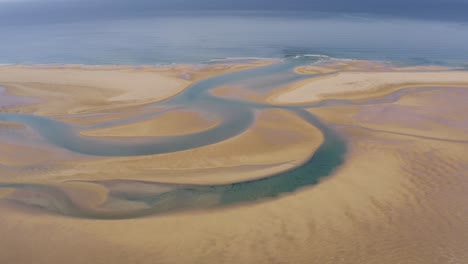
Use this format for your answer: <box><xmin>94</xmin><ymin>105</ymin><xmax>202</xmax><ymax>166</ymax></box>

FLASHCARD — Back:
<box><xmin>1</xmin><ymin>57</ymin><xmax>445</xmax><ymax>219</ymax></box>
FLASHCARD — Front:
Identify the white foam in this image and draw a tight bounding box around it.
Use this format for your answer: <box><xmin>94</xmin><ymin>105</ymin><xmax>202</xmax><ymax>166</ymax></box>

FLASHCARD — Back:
<box><xmin>205</xmin><ymin>57</ymin><xmax>277</xmax><ymax>63</ymax></box>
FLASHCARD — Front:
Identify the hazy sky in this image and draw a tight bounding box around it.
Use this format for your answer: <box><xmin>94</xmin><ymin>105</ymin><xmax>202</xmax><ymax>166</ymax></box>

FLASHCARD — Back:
<box><xmin>1</xmin><ymin>0</ymin><xmax>467</xmax><ymax>24</ymax></box>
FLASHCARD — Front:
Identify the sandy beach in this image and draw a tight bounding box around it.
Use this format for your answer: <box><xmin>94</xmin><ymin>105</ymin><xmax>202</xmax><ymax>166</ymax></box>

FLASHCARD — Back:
<box><xmin>0</xmin><ymin>61</ymin><xmax>322</xmax><ymax>186</ymax></box>
<box><xmin>2</xmin><ymin>0</ymin><xmax>468</xmax><ymax>260</ymax></box>
<box><xmin>0</xmin><ymin>108</ymin><xmax>323</xmax><ymax>185</ymax></box>
<box><xmin>294</xmin><ymin>59</ymin><xmax>453</xmax><ymax>75</ymax></box>
<box><xmin>271</xmin><ymin>69</ymin><xmax>468</xmax><ymax>104</ymax></box>
<box><xmin>80</xmin><ymin>109</ymin><xmax>221</xmax><ymax>137</ymax></box>
<box><xmin>1</xmin><ymin>86</ymin><xmax>467</xmax><ymax>263</ymax></box>
<box><xmin>0</xmin><ymin>61</ymin><xmax>272</xmax><ymax>115</ymax></box>
<box><xmin>0</xmin><ymin>60</ymin><xmax>467</xmax><ymax>264</ymax></box>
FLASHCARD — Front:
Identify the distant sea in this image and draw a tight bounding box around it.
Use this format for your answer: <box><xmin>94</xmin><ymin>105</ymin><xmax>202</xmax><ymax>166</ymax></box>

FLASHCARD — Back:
<box><xmin>1</xmin><ymin>11</ymin><xmax>468</xmax><ymax>66</ymax></box>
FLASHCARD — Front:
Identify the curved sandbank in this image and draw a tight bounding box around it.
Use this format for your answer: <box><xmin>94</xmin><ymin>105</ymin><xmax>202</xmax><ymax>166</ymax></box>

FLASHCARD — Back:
<box><xmin>294</xmin><ymin>59</ymin><xmax>453</xmax><ymax>75</ymax></box>
<box><xmin>0</xmin><ymin>108</ymin><xmax>323</xmax><ymax>186</ymax></box>
<box><xmin>0</xmin><ymin>139</ymin><xmax>75</xmax><ymax>167</ymax></box>
<box><xmin>0</xmin><ymin>107</ymin><xmax>336</xmax><ymax>219</ymax></box>
<box><xmin>309</xmin><ymin>87</ymin><xmax>468</xmax><ymax>140</ymax></box>
<box><xmin>3</xmin><ymin>59</ymin><xmax>468</xmax><ymax>218</ymax></box>
<box><xmin>80</xmin><ymin>109</ymin><xmax>220</xmax><ymax>138</ymax></box>
<box><xmin>1</xmin><ymin>57</ymin><xmax>468</xmax><ymax>263</ymax></box>
<box><xmin>0</xmin><ymin>59</ymin><xmax>341</xmax><ymax>219</ymax></box>
<box><xmin>271</xmin><ymin>71</ymin><xmax>468</xmax><ymax>105</ymax></box>
<box><xmin>0</xmin><ymin>61</ymin><xmax>272</xmax><ymax>115</ymax></box>
<box><xmin>0</xmin><ymin>188</ymin><xmax>14</xmax><ymax>199</ymax></box>
<box><xmin>1</xmin><ymin>83</ymin><xmax>467</xmax><ymax>264</ymax></box>
<box><xmin>0</xmin><ymin>121</ymin><xmax>25</xmax><ymax>129</ymax></box>
<box><xmin>64</xmin><ymin>108</ymin><xmax>324</xmax><ymax>185</ymax></box>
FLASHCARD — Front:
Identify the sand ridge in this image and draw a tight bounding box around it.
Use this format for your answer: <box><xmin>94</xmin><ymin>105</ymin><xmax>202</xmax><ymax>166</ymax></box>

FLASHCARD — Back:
<box><xmin>271</xmin><ymin>71</ymin><xmax>468</xmax><ymax>104</ymax></box>
<box><xmin>1</xmin><ymin>118</ymin><xmax>467</xmax><ymax>263</ymax></box>
<box><xmin>1</xmin><ymin>61</ymin><xmax>468</xmax><ymax>264</ymax></box>
<box><xmin>294</xmin><ymin>59</ymin><xmax>453</xmax><ymax>75</ymax></box>
<box><xmin>1</xmin><ymin>108</ymin><xmax>323</xmax><ymax>185</ymax></box>
<box><xmin>80</xmin><ymin>109</ymin><xmax>220</xmax><ymax>138</ymax></box>
<box><xmin>0</xmin><ymin>61</ymin><xmax>273</xmax><ymax>115</ymax></box>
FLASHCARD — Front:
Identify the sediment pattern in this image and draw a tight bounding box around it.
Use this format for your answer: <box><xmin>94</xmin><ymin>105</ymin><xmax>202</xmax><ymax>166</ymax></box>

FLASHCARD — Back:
<box><xmin>0</xmin><ymin>59</ymin><xmax>467</xmax><ymax>263</ymax></box>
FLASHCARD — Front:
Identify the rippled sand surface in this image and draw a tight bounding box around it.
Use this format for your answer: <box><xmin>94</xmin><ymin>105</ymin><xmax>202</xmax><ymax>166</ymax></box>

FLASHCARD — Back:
<box><xmin>0</xmin><ymin>60</ymin><xmax>467</xmax><ymax>264</ymax></box>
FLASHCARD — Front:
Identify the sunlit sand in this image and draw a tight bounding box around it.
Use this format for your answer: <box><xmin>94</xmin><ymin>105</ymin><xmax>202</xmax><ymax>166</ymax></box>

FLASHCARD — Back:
<box><xmin>0</xmin><ymin>59</ymin><xmax>467</xmax><ymax>264</ymax></box>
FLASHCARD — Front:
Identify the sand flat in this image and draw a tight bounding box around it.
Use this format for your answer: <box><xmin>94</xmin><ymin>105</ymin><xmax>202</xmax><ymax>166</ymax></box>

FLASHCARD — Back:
<box><xmin>309</xmin><ymin>88</ymin><xmax>468</xmax><ymax>141</ymax></box>
<box><xmin>294</xmin><ymin>59</ymin><xmax>452</xmax><ymax>75</ymax></box>
<box><xmin>0</xmin><ymin>141</ymin><xmax>75</xmax><ymax>167</ymax></box>
<box><xmin>0</xmin><ymin>108</ymin><xmax>323</xmax><ymax>185</ymax></box>
<box><xmin>0</xmin><ymin>188</ymin><xmax>14</xmax><ymax>199</ymax></box>
<box><xmin>294</xmin><ymin>59</ymin><xmax>390</xmax><ymax>74</ymax></box>
<box><xmin>1</xmin><ymin>62</ymin><xmax>468</xmax><ymax>264</ymax></box>
<box><xmin>0</xmin><ymin>121</ymin><xmax>25</xmax><ymax>129</ymax></box>
<box><xmin>0</xmin><ymin>66</ymin><xmax>189</xmax><ymax>103</ymax></box>
<box><xmin>0</xmin><ymin>62</ymin><xmax>272</xmax><ymax>115</ymax></box>
<box><xmin>45</xmin><ymin>108</ymin><xmax>323</xmax><ymax>185</ymax></box>
<box><xmin>56</xmin><ymin>181</ymin><xmax>109</xmax><ymax>209</ymax></box>
<box><xmin>1</xmin><ymin>125</ymin><xmax>467</xmax><ymax>264</ymax></box>
<box><xmin>271</xmin><ymin>71</ymin><xmax>468</xmax><ymax>104</ymax></box>
<box><xmin>80</xmin><ymin>109</ymin><xmax>220</xmax><ymax>137</ymax></box>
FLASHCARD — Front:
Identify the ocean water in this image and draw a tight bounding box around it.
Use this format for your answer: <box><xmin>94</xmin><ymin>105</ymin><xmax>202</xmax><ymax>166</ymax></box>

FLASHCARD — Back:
<box><xmin>1</xmin><ymin>11</ymin><xmax>468</xmax><ymax>66</ymax></box>
<box><xmin>1</xmin><ymin>11</ymin><xmax>468</xmax><ymax>218</ymax></box>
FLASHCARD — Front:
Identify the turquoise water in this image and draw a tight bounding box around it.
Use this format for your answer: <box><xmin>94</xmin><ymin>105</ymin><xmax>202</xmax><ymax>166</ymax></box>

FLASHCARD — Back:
<box><xmin>1</xmin><ymin>13</ymin><xmax>468</xmax><ymax>218</ymax></box>
<box><xmin>2</xmin><ymin>58</ymin><xmax>457</xmax><ymax>219</ymax></box>
<box><xmin>0</xmin><ymin>58</ymin><xmax>350</xmax><ymax>218</ymax></box>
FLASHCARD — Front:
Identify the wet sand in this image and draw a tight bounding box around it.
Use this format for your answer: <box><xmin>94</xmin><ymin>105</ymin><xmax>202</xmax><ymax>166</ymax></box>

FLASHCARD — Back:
<box><xmin>80</xmin><ymin>109</ymin><xmax>221</xmax><ymax>138</ymax></box>
<box><xmin>1</xmin><ymin>100</ymin><xmax>467</xmax><ymax>263</ymax></box>
<box><xmin>0</xmin><ymin>121</ymin><xmax>25</xmax><ymax>129</ymax></box>
<box><xmin>0</xmin><ymin>61</ymin><xmax>271</xmax><ymax>115</ymax></box>
<box><xmin>0</xmin><ymin>61</ymin><xmax>323</xmax><ymax>185</ymax></box>
<box><xmin>1</xmin><ymin>61</ymin><xmax>468</xmax><ymax>264</ymax></box>
<box><xmin>294</xmin><ymin>59</ymin><xmax>453</xmax><ymax>75</ymax></box>
<box><xmin>0</xmin><ymin>108</ymin><xmax>323</xmax><ymax>185</ymax></box>
<box><xmin>271</xmin><ymin>70</ymin><xmax>468</xmax><ymax>104</ymax></box>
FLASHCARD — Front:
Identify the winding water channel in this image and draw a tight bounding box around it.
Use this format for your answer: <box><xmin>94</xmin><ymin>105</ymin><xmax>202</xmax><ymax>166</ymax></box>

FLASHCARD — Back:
<box><xmin>1</xmin><ymin>58</ymin><xmax>452</xmax><ymax>219</ymax></box>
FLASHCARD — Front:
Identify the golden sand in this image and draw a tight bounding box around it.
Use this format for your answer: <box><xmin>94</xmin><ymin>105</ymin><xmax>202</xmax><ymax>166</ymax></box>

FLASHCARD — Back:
<box><xmin>294</xmin><ymin>59</ymin><xmax>452</xmax><ymax>75</ymax></box>
<box><xmin>56</xmin><ymin>181</ymin><xmax>109</xmax><ymax>209</ymax></box>
<box><xmin>0</xmin><ymin>66</ymin><xmax>189</xmax><ymax>102</ymax></box>
<box><xmin>0</xmin><ymin>188</ymin><xmax>14</xmax><ymax>199</ymax></box>
<box><xmin>1</xmin><ymin>63</ymin><xmax>467</xmax><ymax>264</ymax></box>
<box><xmin>80</xmin><ymin>109</ymin><xmax>220</xmax><ymax>138</ymax></box>
<box><xmin>0</xmin><ymin>141</ymin><xmax>74</xmax><ymax>167</ymax></box>
<box><xmin>310</xmin><ymin>88</ymin><xmax>468</xmax><ymax>141</ymax></box>
<box><xmin>295</xmin><ymin>59</ymin><xmax>390</xmax><ymax>74</ymax></box>
<box><xmin>1</xmin><ymin>123</ymin><xmax>467</xmax><ymax>264</ymax></box>
<box><xmin>0</xmin><ymin>62</ymin><xmax>272</xmax><ymax>115</ymax></box>
<box><xmin>11</xmin><ymin>108</ymin><xmax>322</xmax><ymax>185</ymax></box>
<box><xmin>271</xmin><ymin>71</ymin><xmax>468</xmax><ymax>104</ymax></box>
<box><xmin>0</xmin><ymin>121</ymin><xmax>25</xmax><ymax>129</ymax></box>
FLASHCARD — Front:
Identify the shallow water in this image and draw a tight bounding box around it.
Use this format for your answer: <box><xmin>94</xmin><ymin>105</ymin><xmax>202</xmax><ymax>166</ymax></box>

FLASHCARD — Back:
<box><xmin>0</xmin><ymin>58</ymin><xmax>351</xmax><ymax>218</ymax></box>
<box><xmin>0</xmin><ymin>87</ymin><xmax>39</xmax><ymax>108</ymax></box>
<box><xmin>2</xmin><ymin>12</ymin><xmax>468</xmax><ymax>66</ymax></box>
<box><xmin>4</xmin><ymin>45</ymin><xmax>468</xmax><ymax>220</ymax></box>
<box><xmin>2</xmin><ymin>57</ymin><xmax>464</xmax><ymax>218</ymax></box>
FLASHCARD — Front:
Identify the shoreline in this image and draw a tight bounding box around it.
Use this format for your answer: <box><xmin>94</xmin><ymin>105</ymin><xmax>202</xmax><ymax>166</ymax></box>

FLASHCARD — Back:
<box><xmin>1</xmin><ymin>59</ymin><xmax>468</xmax><ymax>263</ymax></box>
<box><xmin>269</xmin><ymin>70</ymin><xmax>468</xmax><ymax>105</ymax></box>
<box><xmin>0</xmin><ymin>60</ymin><xmax>275</xmax><ymax>115</ymax></box>
<box><xmin>0</xmin><ymin>60</ymin><xmax>466</xmax><ymax>194</ymax></box>
<box><xmin>6</xmin><ymin>108</ymin><xmax>323</xmax><ymax>186</ymax></box>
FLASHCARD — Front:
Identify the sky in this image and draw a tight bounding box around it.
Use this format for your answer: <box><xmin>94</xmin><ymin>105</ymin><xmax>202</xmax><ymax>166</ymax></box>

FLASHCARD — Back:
<box><xmin>0</xmin><ymin>0</ymin><xmax>468</xmax><ymax>24</ymax></box>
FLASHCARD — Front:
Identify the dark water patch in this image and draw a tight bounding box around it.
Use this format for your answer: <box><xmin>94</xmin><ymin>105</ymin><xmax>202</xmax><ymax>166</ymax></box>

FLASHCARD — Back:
<box><xmin>0</xmin><ymin>109</ymin><xmax>346</xmax><ymax>219</ymax></box>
